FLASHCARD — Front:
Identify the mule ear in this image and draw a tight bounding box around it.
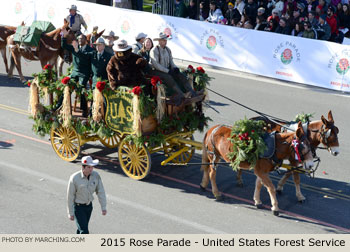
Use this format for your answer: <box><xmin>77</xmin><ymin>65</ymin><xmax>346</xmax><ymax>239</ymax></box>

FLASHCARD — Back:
<box><xmin>20</xmin><ymin>21</ymin><xmax>25</xmax><ymax>26</ymax></box>
<box><xmin>327</xmin><ymin>110</ymin><xmax>334</xmax><ymax>123</ymax></box>
<box><xmin>321</xmin><ymin>115</ymin><xmax>328</xmax><ymax>126</ymax></box>
<box><xmin>98</xmin><ymin>29</ymin><xmax>105</xmax><ymax>37</ymax></box>
<box><xmin>296</xmin><ymin>121</ymin><xmax>304</xmax><ymax>139</ymax></box>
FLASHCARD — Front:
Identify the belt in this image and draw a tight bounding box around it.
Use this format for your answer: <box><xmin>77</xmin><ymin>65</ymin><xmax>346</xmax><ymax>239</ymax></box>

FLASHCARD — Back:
<box><xmin>75</xmin><ymin>202</ymin><xmax>91</xmax><ymax>206</ymax></box>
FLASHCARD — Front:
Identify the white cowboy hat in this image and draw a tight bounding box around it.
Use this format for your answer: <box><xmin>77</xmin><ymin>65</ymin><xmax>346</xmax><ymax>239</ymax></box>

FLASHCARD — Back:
<box><xmin>68</xmin><ymin>5</ymin><xmax>79</xmax><ymax>12</ymax></box>
<box><xmin>81</xmin><ymin>156</ymin><xmax>99</xmax><ymax>166</ymax></box>
<box><xmin>135</xmin><ymin>32</ymin><xmax>147</xmax><ymax>40</ymax></box>
<box><xmin>93</xmin><ymin>37</ymin><xmax>106</xmax><ymax>45</ymax></box>
<box><xmin>154</xmin><ymin>32</ymin><xmax>170</xmax><ymax>41</ymax></box>
<box><xmin>102</xmin><ymin>30</ymin><xmax>119</xmax><ymax>40</ymax></box>
<box><xmin>112</xmin><ymin>39</ymin><xmax>132</xmax><ymax>52</ymax></box>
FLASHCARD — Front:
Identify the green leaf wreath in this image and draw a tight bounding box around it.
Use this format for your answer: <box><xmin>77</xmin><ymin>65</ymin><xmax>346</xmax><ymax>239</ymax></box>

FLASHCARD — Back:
<box><xmin>227</xmin><ymin>118</ymin><xmax>267</xmax><ymax>171</ymax></box>
<box><xmin>294</xmin><ymin>112</ymin><xmax>314</xmax><ymax>123</ymax></box>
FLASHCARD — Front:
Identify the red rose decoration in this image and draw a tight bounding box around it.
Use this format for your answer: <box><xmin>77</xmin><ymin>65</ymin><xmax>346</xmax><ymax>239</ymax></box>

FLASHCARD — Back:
<box><xmin>96</xmin><ymin>81</ymin><xmax>106</xmax><ymax>92</ymax></box>
<box><xmin>43</xmin><ymin>64</ymin><xmax>52</xmax><ymax>70</ymax></box>
<box><xmin>151</xmin><ymin>76</ymin><xmax>162</xmax><ymax>87</ymax></box>
<box><xmin>61</xmin><ymin>76</ymin><xmax>70</xmax><ymax>85</ymax></box>
<box><xmin>84</xmin><ymin>160</ymin><xmax>87</xmax><ymax>164</ymax></box>
<box><xmin>197</xmin><ymin>66</ymin><xmax>205</xmax><ymax>73</ymax></box>
<box><xmin>188</xmin><ymin>65</ymin><xmax>195</xmax><ymax>73</ymax></box>
<box><xmin>131</xmin><ymin>86</ymin><xmax>142</xmax><ymax>95</ymax></box>
<box><xmin>27</xmin><ymin>81</ymin><xmax>31</xmax><ymax>87</ymax></box>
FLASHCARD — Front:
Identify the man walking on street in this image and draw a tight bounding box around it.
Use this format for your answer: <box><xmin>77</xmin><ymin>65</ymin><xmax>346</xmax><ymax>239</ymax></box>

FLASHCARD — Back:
<box><xmin>67</xmin><ymin>156</ymin><xmax>107</xmax><ymax>234</ymax></box>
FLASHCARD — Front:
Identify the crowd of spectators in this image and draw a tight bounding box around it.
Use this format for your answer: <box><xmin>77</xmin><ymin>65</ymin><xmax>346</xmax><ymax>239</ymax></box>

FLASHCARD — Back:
<box><xmin>173</xmin><ymin>0</ymin><xmax>350</xmax><ymax>43</ymax></box>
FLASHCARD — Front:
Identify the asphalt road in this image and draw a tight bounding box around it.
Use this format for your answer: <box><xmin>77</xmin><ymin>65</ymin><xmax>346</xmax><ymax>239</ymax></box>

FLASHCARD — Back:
<box><xmin>0</xmin><ymin>58</ymin><xmax>349</xmax><ymax>234</ymax></box>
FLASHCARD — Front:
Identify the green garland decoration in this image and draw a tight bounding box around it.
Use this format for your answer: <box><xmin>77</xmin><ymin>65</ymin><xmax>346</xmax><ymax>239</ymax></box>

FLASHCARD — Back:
<box><xmin>294</xmin><ymin>112</ymin><xmax>314</xmax><ymax>123</ymax></box>
<box><xmin>227</xmin><ymin>118</ymin><xmax>267</xmax><ymax>171</ymax></box>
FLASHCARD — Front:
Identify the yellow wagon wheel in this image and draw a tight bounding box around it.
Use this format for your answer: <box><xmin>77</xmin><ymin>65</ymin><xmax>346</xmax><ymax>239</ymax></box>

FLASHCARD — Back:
<box><xmin>99</xmin><ymin>132</ymin><xmax>123</xmax><ymax>148</ymax></box>
<box><xmin>50</xmin><ymin>126</ymin><xmax>80</xmax><ymax>162</ymax></box>
<box><xmin>118</xmin><ymin>138</ymin><xmax>151</xmax><ymax>180</ymax></box>
<box><xmin>163</xmin><ymin>134</ymin><xmax>195</xmax><ymax>164</ymax></box>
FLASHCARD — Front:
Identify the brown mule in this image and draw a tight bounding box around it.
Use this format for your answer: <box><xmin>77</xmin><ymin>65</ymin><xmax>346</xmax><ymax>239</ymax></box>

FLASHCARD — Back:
<box><xmin>7</xmin><ymin>19</ymin><xmax>75</xmax><ymax>82</ymax></box>
<box><xmin>248</xmin><ymin>110</ymin><xmax>339</xmax><ymax>202</ymax></box>
<box><xmin>0</xmin><ymin>25</ymin><xmax>16</xmax><ymax>73</ymax></box>
<box><xmin>200</xmin><ymin>121</ymin><xmax>314</xmax><ymax>216</ymax></box>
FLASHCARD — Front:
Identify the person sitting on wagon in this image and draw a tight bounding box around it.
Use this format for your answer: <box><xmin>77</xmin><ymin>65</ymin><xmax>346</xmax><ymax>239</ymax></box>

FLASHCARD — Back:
<box><xmin>132</xmin><ymin>32</ymin><xmax>147</xmax><ymax>54</ymax></box>
<box><xmin>137</xmin><ymin>37</ymin><xmax>154</xmax><ymax>73</ymax></box>
<box><xmin>102</xmin><ymin>30</ymin><xmax>119</xmax><ymax>55</ymax></box>
<box><xmin>72</xmin><ymin>37</ymin><xmax>113</xmax><ymax>88</ymax></box>
<box><xmin>150</xmin><ymin>32</ymin><xmax>198</xmax><ymax>104</ymax></box>
<box><xmin>106</xmin><ymin>39</ymin><xmax>147</xmax><ymax>90</ymax></box>
<box><xmin>61</xmin><ymin>30</ymin><xmax>93</xmax><ymax>117</ymax></box>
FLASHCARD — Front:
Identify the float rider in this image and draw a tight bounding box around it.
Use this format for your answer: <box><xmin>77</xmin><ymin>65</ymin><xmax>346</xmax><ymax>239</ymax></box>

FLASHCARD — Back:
<box><xmin>150</xmin><ymin>32</ymin><xmax>199</xmax><ymax>105</ymax></box>
<box><xmin>106</xmin><ymin>39</ymin><xmax>147</xmax><ymax>90</ymax></box>
<box><xmin>61</xmin><ymin>29</ymin><xmax>93</xmax><ymax>117</ymax></box>
<box><xmin>102</xmin><ymin>30</ymin><xmax>119</xmax><ymax>56</ymax></box>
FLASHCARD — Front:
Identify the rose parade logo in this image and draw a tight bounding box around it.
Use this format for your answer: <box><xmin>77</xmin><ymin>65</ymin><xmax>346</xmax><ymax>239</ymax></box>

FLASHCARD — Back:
<box><xmin>47</xmin><ymin>7</ymin><xmax>55</xmax><ymax>19</ymax></box>
<box><xmin>15</xmin><ymin>2</ymin><xmax>22</xmax><ymax>14</ymax></box>
<box><xmin>273</xmin><ymin>41</ymin><xmax>301</xmax><ymax>65</ymax></box>
<box><xmin>328</xmin><ymin>49</ymin><xmax>350</xmax><ymax>76</ymax></box>
<box><xmin>336</xmin><ymin>58</ymin><xmax>349</xmax><ymax>75</ymax></box>
<box><xmin>200</xmin><ymin>29</ymin><xmax>224</xmax><ymax>52</ymax></box>
<box><xmin>206</xmin><ymin>36</ymin><xmax>217</xmax><ymax>51</ymax></box>
<box><xmin>280</xmin><ymin>49</ymin><xmax>293</xmax><ymax>65</ymax></box>
<box><xmin>157</xmin><ymin>22</ymin><xmax>178</xmax><ymax>40</ymax></box>
<box><xmin>121</xmin><ymin>20</ymin><xmax>130</xmax><ymax>34</ymax></box>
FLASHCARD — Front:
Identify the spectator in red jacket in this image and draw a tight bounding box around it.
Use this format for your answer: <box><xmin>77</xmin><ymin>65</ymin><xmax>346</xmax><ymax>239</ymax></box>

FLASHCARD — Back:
<box><xmin>326</xmin><ymin>6</ymin><xmax>345</xmax><ymax>43</ymax></box>
<box><xmin>326</xmin><ymin>6</ymin><xmax>338</xmax><ymax>36</ymax></box>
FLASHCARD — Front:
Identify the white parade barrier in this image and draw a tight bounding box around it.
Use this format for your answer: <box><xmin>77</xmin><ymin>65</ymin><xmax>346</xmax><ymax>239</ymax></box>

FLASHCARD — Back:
<box><xmin>1</xmin><ymin>0</ymin><xmax>350</xmax><ymax>92</ymax></box>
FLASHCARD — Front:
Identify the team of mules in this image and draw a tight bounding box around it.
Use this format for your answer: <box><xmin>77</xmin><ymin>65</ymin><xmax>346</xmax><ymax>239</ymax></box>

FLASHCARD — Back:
<box><xmin>200</xmin><ymin>121</ymin><xmax>317</xmax><ymax>216</ymax></box>
<box><xmin>236</xmin><ymin>110</ymin><xmax>340</xmax><ymax>202</ymax></box>
<box><xmin>199</xmin><ymin>111</ymin><xmax>340</xmax><ymax>215</ymax></box>
<box><xmin>0</xmin><ymin>20</ymin><xmax>104</xmax><ymax>82</ymax></box>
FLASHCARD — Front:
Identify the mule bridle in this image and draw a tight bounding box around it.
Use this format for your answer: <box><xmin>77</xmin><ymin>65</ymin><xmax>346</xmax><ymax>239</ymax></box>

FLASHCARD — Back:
<box><xmin>310</xmin><ymin>124</ymin><xmax>339</xmax><ymax>149</ymax></box>
<box><xmin>291</xmin><ymin>136</ymin><xmax>312</xmax><ymax>163</ymax></box>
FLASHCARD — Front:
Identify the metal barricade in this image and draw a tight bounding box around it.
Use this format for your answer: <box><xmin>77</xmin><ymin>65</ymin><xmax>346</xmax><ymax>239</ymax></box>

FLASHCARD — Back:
<box><xmin>152</xmin><ymin>0</ymin><xmax>191</xmax><ymax>16</ymax></box>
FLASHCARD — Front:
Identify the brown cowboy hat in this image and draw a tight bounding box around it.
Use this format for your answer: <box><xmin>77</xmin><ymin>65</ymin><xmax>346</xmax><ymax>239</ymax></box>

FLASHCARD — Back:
<box><xmin>102</xmin><ymin>30</ymin><xmax>119</xmax><ymax>40</ymax></box>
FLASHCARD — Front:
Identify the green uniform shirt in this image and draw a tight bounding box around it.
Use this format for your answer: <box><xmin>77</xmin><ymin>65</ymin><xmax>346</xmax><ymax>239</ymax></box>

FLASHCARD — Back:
<box><xmin>61</xmin><ymin>38</ymin><xmax>93</xmax><ymax>78</ymax></box>
<box><xmin>67</xmin><ymin>170</ymin><xmax>107</xmax><ymax>216</ymax></box>
<box><xmin>75</xmin><ymin>49</ymin><xmax>113</xmax><ymax>87</ymax></box>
